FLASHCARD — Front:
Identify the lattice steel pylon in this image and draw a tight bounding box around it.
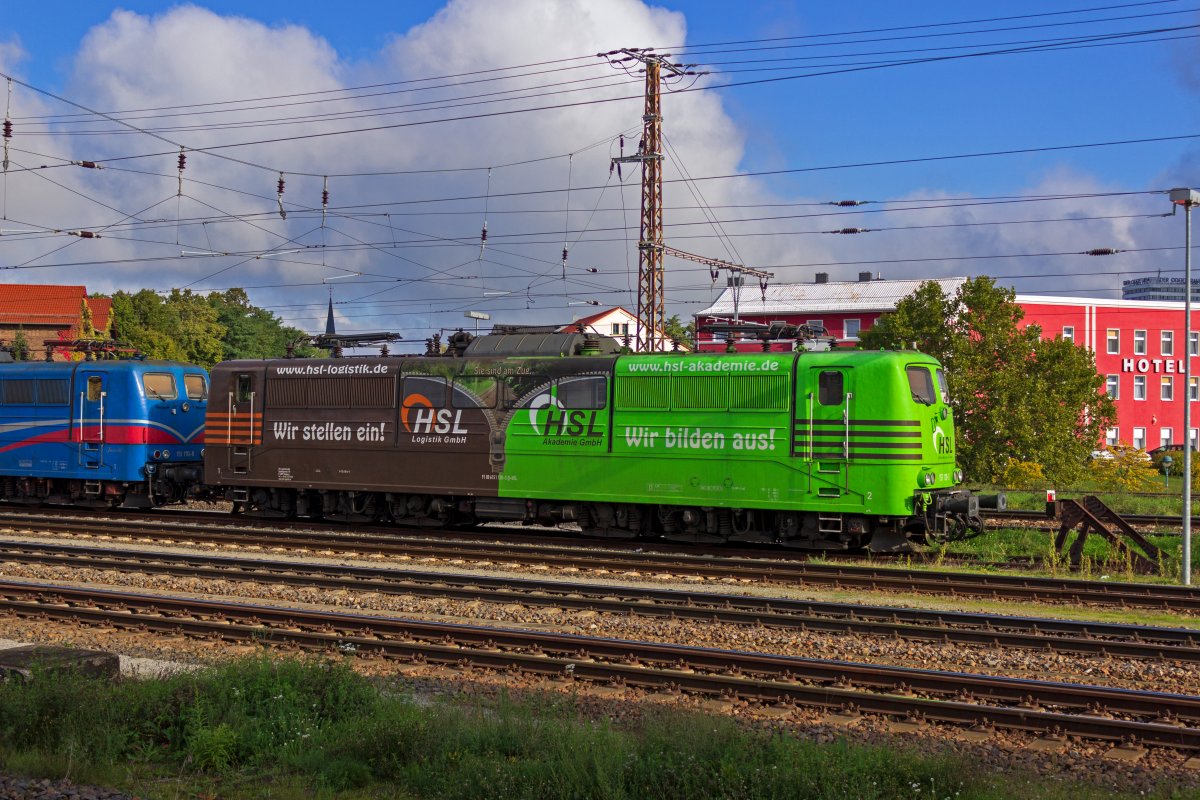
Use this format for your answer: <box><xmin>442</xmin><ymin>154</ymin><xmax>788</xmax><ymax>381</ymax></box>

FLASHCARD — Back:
<box><xmin>606</xmin><ymin>49</ymin><xmax>694</xmax><ymax>351</ymax></box>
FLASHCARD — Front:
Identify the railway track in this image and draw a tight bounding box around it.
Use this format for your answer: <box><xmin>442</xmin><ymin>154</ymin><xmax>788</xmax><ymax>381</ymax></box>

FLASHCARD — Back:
<box><xmin>1</xmin><ymin>509</ymin><xmax>1197</xmax><ymax>612</ymax></box>
<box><xmin>4</xmin><ymin>578</ymin><xmax>1199</xmax><ymax>752</ymax></box>
<box><xmin>986</xmin><ymin>508</ymin><xmax>1192</xmax><ymax>531</ymax></box>
<box><xmin>6</xmin><ymin>538</ymin><xmax>1200</xmax><ymax>663</ymax></box>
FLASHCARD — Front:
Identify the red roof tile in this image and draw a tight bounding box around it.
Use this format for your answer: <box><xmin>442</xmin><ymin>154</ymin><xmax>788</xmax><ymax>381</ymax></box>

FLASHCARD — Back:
<box><xmin>0</xmin><ymin>284</ymin><xmax>91</xmax><ymax>326</ymax></box>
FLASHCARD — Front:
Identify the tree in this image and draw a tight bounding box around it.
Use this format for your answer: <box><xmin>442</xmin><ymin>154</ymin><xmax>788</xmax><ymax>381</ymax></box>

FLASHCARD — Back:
<box><xmin>205</xmin><ymin>289</ymin><xmax>318</xmax><ymax>360</ymax></box>
<box><xmin>11</xmin><ymin>328</ymin><xmax>29</xmax><ymax>361</ymax></box>
<box><xmin>860</xmin><ymin>276</ymin><xmax>1115</xmax><ymax>483</ymax></box>
<box><xmin>78</xmin><ymin>299</ymin><xmax>97</xmax><ymax>339</ymax></box>
<box><xmin>110</xmin><ymin>289</ymin><xmax>223</xmax><ymax>368</ymax></box>
<box><xmin>662</xmin><ymin>314</ymin><xmax>695</xmax><ymax>348</ymax></box>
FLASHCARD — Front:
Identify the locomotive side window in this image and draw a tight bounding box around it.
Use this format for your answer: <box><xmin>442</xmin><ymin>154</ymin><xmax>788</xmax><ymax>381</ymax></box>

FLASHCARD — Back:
<box><xmin>143</xmin><ymin>373</ymin><xmax>178</xmax><ymax>400</ymax></box>
<box><xmin>907</xmin><ymin>366</ymin><xmax>936</xmax><ymax>405</ymax></box>
<box><xmin>616</xmin><ymin>376</ymin><xmax>671</xmax><ymax>410</ymax></box>
<box><xmin>731</xmin><ymin>375</ymin><xmax>788</xmax><ymax>411</ymax></box>
<box><xmin>184</xmin><ymin>374</ymin><xmax>208</xmax><ymax>401</ymax></box>
<box><xmin>557</xmin><ymin>376</ymin><xmax>607</xmax><ymax>410</ymax></box>
<box><xmin>87</xmin><ymin>377</ymin><xmax>103</xmax><ymax>402</ymax></box>
<box><xmin>402</xmin><ymin>377</ymin><xmax>446</xmax><ymax>406</ymax></box>
<box><xmin>36</xmin><ymin>380</ymin><xmax>69</xmax><ymax>405</ymax></box>
<box><xmin>935</xmin><ymin>368</ymin><xmax>949</xmax><ymax>403</ymax></box>
<box><xmin>817</xmin><ymin>371</ymin><xmax>843</xmax><ymax>406</ymax></box>
<box><xmin>3</xmin><ymin>380</ymin><xmax>34</xmax><ymax>404</ymax></box>
<box><xmin>308</xmin><ymin>377</ymin><xmax>350</xmax><ymax>408</ymax></box>
<box><xmin>236</xmin><ymin>375</ymin><xmax>253</xmax><ymax>403</ymax></box>
<box><xmin>350</xmin><ymin>376</ymin><xmax>395</xmax><ymax>408</ymax></box>
<box><xmin>673</xmin><ymin>377</ymin><xmax>723</xmax><ymax>410</ymax></box>
<box><xmin>271</xmin><ymin>379</ymin><xmax>308</xmax><ymax>408</ymax></box>
<box><xmin>453</xmin><ymin>376</ymin><xmax>498</xmax><ymax>408</ymax></box>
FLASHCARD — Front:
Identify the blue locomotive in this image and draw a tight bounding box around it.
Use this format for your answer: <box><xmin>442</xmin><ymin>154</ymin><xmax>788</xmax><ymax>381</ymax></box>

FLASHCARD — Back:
<box><xmin>0</xmin><ymin>357</ymin><xmax>208</xmax><ymax>507</ymax></box>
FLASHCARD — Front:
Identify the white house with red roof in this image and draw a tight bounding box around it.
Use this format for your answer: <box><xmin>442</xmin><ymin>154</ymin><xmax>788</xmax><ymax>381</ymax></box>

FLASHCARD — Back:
<box><xmin>557</xmin><ymin>306</ymin><xmax>688</xmax><ymax>352</ymax></box>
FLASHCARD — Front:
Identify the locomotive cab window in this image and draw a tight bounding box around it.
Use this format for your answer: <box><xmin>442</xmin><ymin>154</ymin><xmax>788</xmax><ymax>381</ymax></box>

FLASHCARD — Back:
<box><xmin>143</xmin><ymin>373</ymin><xmax>177</xmax><ymax>400</ymax></box>
<box><xmin>184</xmin><ymin>374</ymin><xmax>207</xmax><ymax>401</ymax></box>
<box><xmin>87</xmin><ymin>376</ymin><xmax>103</xmax><ymax>402</ymax></box>
<box><xmin>907</xmin><ymin>366</ymin><xmax>936</xmax><ymax>405</ymax></box>
<box><xmin>235</xmin><ymin>375</ymin><xmax>253</xmax><ymax>403</ymax></box>
<box><xmin>452</xmin><ymin>376</ymin><xmax>498</xmax><ymax>408</ymax></box>
<box><xmin>557</xmin><ymin>376</ymin><xmax>607</xmax><ymax>410</ymax></box>
<box><xmin>817</xmin><ymin>371</ymin><xmax>843</xmax><ymax>406</ymax></box>
<box><xmin>935</xmin><ymin>368</ymin><xmax>950</xmax><ymax>404</ymax></box>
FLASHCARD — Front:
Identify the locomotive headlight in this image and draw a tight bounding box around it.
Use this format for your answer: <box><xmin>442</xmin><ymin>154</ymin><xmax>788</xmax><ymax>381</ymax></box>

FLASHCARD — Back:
<box><xmin>953</xmin><ymin>469</ymin><xmax>963</xmax><ymax>483</ymax></box>
<box><xmin>922</xmin><ymin>472</ymin><xmax>935</xmax><ymax>487</ymax></box>
<box><xmin>152</xmin><ymin>450</ymin><xmax>162</xmax><ymax>459</ymax></box>
<box><xmin>181</xmin><ymin>402</ymin><xmax>190</xmax><ymax>412</ymax></box>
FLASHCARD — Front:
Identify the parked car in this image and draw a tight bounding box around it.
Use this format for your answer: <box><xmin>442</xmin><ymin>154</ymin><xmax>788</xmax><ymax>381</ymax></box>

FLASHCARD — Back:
<box><xmin>1089</xmin><ymin>446</ymin><xmax>1151</xmax><ymax>462</ymax></box>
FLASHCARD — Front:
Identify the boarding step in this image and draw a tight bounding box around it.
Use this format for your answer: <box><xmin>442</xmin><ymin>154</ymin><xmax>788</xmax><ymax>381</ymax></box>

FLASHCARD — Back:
<box><xmin>83</xmin><ymin>480</ymin><xmax>102</xmax><ymax>496</ymax></box>
<box><xmin>817</xmin><ymin>514</ymin><xmax>843</xmax><ymax>534</ymax></box>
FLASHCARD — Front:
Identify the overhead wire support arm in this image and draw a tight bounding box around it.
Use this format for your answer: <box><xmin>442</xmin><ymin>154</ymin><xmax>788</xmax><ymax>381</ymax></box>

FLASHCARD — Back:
<box><xmin>657</xmin><ymin>244</ymin><xmax>772</xmax><ymax>328</ymax></box>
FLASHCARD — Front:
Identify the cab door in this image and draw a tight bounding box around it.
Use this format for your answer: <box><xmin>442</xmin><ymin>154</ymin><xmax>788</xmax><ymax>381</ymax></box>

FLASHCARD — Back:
<box><xmin>77</xmin><ymin>371</ymin><xmax>107</xmax><ymax>468</ymax></box>
<box><xmin>225</xmin><ymin>372</ymin><xmax>259</xmax><ymax>474</ymax></box>
<box><xmin>804</xmin><ymin>367</ymin><xmax>853</xmax><ymax>496</ymax></box>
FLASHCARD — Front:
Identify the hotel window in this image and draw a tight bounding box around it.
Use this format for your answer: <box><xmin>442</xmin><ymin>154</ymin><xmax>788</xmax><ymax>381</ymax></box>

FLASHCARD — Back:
<box><xmin>1062</xmin><ymin>326</ymin><xmax>1074</xmax><ymax>343</ymax></box>
<box><xmin>1192</xmin><ymin>331</ymin><xmax>1199</xmax><ymax>356</ymax></box>
<box><xmin>1106</xmin><ymin>329</ymin><xmax>1120</xmax><ymax>354</ymax></box>
<box><xmin>1192</xmin><ymin>377</ymin><xmax>1199</xmax><ymax>401</ymax></box>
<box><xmin>1162</xmin><ymin>330</ymin><xmax>1175</xmax><ymax>356</ymax></box>
<box><xmin>1132</xmin><ymin>427</ymin><xmax>1146</xmax><ymax>450</ymax></box>
<box><xmin>1162</xmin><ymin>428</ymin><xmax>1174</xmax><ymax>449</ymax></box>
<box><xmin>1192</xmin><ymin>429</ymin><xmax>1199</xmax><ymax>451</ymax></box>
<box><xmin>1105</xmin><ymin>375</ymin><xmax>1118</xmax><ymax>399</ymax></box>
<box><xmin>1105</xmin><ymin>427</ymin><xmax>1119</xmax><ymax>447</ymax></box>
<box><xmin>1134</xmin><ymin>330</ymin><xmax>1147</xmax><ymax>355</ymax></box>
<box><xmin>1133</xmin><ymin>375</ymin><xmax>1146</xmax><ymax>400</ymax></box>
<box><xmin>1162</xmin><ymin>376</ymin><xmax>1174</xmax><ymax>401</ymax></box>
<box><xmin>844</xmin><ymin>319</ymin><xmax>861</xmax><ymax>339</ymax></box>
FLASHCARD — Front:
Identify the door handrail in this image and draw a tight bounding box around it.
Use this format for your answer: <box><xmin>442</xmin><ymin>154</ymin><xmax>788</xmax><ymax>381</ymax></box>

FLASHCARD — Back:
<box><xmin>843</xmin><ymin>391</ymin><xmax>853</xmax><ymax>459</ymax></box>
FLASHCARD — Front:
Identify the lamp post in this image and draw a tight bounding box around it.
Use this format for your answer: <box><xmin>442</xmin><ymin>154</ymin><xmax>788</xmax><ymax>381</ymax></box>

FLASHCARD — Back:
<box><xmin>1171</xmin><ymin>187</ymin><xmax>1199</xmax><ymax>585</ymax></box>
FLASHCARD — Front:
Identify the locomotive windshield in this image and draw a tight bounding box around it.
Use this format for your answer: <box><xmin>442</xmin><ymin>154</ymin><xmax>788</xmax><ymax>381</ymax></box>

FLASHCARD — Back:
<box><xmin>935</xmin><ymin>368</ymin><xmax>949</xmax><ymax>403</ymax></box>
<box><xmin>906</xmin><ymin>366</ymin><xmax>936</xmax><ymax>405</ymax></box>
<box><xmin>184</xmin><ymin>374</ymin><xmax>208</xmax><ymax>401</ymax></box>
<box><xmin>143</xmin><ymin>373</ymin><xmax>178</xmax><ymax>400</ymax></box>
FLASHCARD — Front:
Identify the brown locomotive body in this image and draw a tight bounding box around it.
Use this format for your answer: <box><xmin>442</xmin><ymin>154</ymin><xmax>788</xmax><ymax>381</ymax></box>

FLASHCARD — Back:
<box><xmin>204</xmin><ymin>348</ymin><xmax>614</xmax><ymax>524</ymax></box>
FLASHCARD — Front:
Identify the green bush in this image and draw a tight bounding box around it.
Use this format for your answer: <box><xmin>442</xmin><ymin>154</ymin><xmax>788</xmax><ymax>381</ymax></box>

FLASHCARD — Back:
<box><xmin>1086</xmin><ymin>445</ymin><xmax>1159</xmax><ymax>492</ymax></box>
<box><xmin>998</xmin><ymin>459</ymin><xmax>1047</xmax><ymax>490</ymax></box>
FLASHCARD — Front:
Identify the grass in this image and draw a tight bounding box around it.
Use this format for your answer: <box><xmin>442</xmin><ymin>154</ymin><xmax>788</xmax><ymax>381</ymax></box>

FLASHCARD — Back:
<box><xmin>992</xmin><ymin>485</ymin><xmax>1191</xmax><ymax>517</ymax></box>
<box><xmin>0</xmin><ymin>655</ymin><xmax>1190</xmax><ymax>799</ymax></box>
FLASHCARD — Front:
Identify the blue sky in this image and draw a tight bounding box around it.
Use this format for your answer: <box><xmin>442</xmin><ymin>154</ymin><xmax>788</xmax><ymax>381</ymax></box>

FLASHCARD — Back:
<box><xmin>0</xmin><ymin>1</ymin><xmax>1195</xmax><ymax>338</ymax></box>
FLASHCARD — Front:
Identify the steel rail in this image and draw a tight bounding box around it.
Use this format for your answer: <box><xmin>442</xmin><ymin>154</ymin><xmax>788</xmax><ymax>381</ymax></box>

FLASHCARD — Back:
<box><xmin>6</xmin><ymin>538</ymin><xmax>1200</xmax><ymax>663</ymax></box>
<box><xmin>3</xmin><ymin>579</ymin><xmax>1200</xmax><ymax>750</ymax></box>
<box><xmin>3</xmin><ymin>511</ymin><xmax>1200</xmax><ymax>611</ymax></box>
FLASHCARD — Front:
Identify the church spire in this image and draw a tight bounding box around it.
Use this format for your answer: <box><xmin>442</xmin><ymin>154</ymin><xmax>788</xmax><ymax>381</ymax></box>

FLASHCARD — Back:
<box><xmin>325</xmin><ymin>290</ymin><xmax>336</xmax><ymax>336</ymax></box>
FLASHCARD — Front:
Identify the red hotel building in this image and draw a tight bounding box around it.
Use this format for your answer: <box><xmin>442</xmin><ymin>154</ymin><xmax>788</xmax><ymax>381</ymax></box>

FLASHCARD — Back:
<box><xmin>695</xmin><ymin>274</ymin><xmax>1196</xmax><ymax>452</ymax></box>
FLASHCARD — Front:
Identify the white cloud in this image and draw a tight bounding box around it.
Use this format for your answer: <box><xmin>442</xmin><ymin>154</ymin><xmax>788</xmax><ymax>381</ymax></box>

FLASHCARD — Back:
<box><xmin>0</xmin><ymin>1</ymin><xmax>1189</xmax><ymax>347</ymax></box>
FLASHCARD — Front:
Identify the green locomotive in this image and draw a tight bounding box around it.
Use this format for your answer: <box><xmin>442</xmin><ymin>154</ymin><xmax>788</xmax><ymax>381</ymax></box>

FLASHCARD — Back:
<box><xmin>206</xmin><ymin>333</ymin><xmax>989</xmax><ymax>551</ymax></box>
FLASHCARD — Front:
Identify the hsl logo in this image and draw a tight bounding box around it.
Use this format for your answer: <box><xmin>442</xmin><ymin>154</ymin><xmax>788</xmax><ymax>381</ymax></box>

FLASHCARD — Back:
<box><xmin>401</xmin><ymin>393</ymin><xmax>468</xmax><ymax>434</ymax></box>
<box><xmin>527</xmin><ymin>393</ymin><xmax>601</xmax><ymax>437</ymax></box>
